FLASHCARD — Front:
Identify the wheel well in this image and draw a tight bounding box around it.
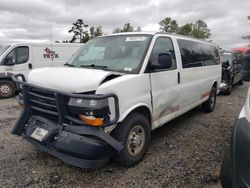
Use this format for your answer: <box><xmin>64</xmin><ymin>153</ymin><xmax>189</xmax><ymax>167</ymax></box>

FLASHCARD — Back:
<box><xmin>130</xmin><ymin>106</ymin><xmax>152</xmax><ymax>127</ymax></box>
<box><xmin>212</xmin><ymin>81</ymin><xmax>218</xmax><ymax>90</ymax></box>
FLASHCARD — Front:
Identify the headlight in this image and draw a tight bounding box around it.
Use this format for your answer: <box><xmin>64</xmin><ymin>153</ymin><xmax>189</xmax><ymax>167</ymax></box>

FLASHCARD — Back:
<box><xmin>68</xmin><ymin>98</ymin><xmax>110</xmax><ymax>126</ymax></box>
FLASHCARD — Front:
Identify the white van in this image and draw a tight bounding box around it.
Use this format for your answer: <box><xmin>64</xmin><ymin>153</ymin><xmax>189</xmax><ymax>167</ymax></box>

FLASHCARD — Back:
<box><xmin>12</xmin><ymin>32</ymin><xmax>221</xmax><ymax>168</ymax></box>
<box><xmin>0</xmin><ymin>43</ymin><xmax>82</xmax><ymax>98</ymax></box>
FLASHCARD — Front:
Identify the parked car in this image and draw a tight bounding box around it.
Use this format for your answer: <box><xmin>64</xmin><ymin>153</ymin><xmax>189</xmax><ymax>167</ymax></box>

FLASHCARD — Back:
<box><xmin>0</xmin><ymin>42</ymin><xmax>82</xmax><ymax>98</ymax></box>
<box><xmin>220</xmin><ymin>51</ymin><xmax>243</xmax><ymax>94</ymax></box>
<box><xmin>12</xmin><ymin>32</ymin><xmax>221</xmax><ymax>168</ymax></box>
<box><xmin>221</xmin><ymin>54</ymin><xmax>250</xmax><ymax>188</ymax></box>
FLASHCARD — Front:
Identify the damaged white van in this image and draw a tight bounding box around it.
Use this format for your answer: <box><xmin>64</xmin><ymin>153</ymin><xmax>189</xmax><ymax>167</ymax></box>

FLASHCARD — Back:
<box><xmin>12</xmin><ymin>32</ymin><xmax>221</xmax><ymax>168</ymax></box>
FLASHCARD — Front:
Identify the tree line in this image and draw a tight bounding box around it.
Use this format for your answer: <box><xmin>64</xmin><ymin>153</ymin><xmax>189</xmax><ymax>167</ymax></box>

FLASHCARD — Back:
<box><xmin>63</xmin><ymin>17</ymin><xmax>211</xmax><ymax>43</ymax></box>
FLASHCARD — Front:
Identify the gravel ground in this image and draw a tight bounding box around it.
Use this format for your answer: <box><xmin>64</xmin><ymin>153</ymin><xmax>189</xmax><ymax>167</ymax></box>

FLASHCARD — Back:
<box><xmin>0</xmin><ymin>83</ymin><xmax>249</xmax><ymax>188</ymax></box>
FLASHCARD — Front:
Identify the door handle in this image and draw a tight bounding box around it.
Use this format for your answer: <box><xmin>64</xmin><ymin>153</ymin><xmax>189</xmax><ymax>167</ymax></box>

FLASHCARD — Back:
<box><xmin>28</xmin><ymin>63</ymin><xmax>32</xmax><ymax>69</ymax></box>
<box><xmin>178</xmin><ymin>72</ymin><xmax>180</xmax><ymax>84</ymax></box>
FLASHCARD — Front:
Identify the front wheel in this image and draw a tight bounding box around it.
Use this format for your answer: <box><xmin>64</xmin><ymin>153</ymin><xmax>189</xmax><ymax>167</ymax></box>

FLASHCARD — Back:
<box><xmin>111</xmin><ymin>113</ymin><xmax>151</xmax><ymax>167</ymax></box>
<box><xmin>0</xmin><ymin>80</ymin><xmax>16</xmax><ymax>99</ymax></box>
<box><xmin>202</xmin><ymin>86</ymin><xmax>217</xmax><ymax>112</ymax></box>
<box><xmin>220</xmin><ymin>148</ymin><xmax>233</xmax><ymax>188</ymax></box>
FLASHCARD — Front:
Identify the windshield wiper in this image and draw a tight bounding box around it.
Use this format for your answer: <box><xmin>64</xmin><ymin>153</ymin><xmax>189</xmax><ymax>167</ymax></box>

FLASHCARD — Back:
<box><xmin>64</xmin><ymin>63</ymin><xmax>75</xmax><ymax>67</ymax></box>
<box><xmin>80</xmin><ymin>64</ymin><xmax>108</xmax><ymax>70</ymax></box>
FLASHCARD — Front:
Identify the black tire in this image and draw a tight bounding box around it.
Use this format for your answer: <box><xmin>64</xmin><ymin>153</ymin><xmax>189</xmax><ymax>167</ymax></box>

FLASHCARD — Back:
<box><xmin>225</xmin><ymin>80</ymin><xmax>232</xmax><ymax>95</ymax></box>
<box><xmin>111</xmin><ymin>113</ymin><xmax>151</xmax><ymax>167</ymax></box>
<box><xmin>202</xmin><ymin>86</ymin><xmax>217</xmax><ymax>112</ymax></box>
<box><xmin>0</xmin><ymin>80</ymin><xmax>16</xmax><ymax>99</ymax></box>
<box><xmin>238</xmin><ymin>80</ymin><xmax>243</xmax><ymax>85</ymax></box>
<box><xmin>220</xmin><ymin>147</ymin><xmax>233</xmax><ymax>188</ymax></box>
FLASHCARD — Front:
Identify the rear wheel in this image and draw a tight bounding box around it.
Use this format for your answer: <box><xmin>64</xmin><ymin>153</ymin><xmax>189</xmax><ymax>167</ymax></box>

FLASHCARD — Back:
<box><xmin>0</xmin><ymin>80</ymin><xmax>16</xmax><ymax>99</ymax></box>
<box><xmin>225</xmin><ymin>80</ymin><xmax>232</xmax><ymax>95</ymax></box>
<box><xmin>111</xmin><ymin>113</ymin><xmax>150</xmax><ymax>167</ymax></box>
<box><xmin>202</xmin><ymin>86</ymin><xmax>217</xmax><ymax>112</ymax></box>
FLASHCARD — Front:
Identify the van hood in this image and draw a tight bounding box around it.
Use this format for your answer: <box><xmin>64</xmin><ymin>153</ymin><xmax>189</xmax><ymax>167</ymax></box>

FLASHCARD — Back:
<box><xmin>28</xmin><ymin>67</ymin><xmax>121</xmax><ymax>93</ymax></box>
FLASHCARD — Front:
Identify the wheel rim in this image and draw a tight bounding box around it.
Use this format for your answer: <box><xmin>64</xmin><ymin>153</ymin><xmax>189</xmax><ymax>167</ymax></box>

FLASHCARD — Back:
<box><xmin>0</xmin><ymin>84</ymin><xmax>12</xmax><ymax>95</ymax></box>
<box><xmin>127</xmin><ymin>125</ymin><xmax>145</xmax><ymax>156</ymax></box>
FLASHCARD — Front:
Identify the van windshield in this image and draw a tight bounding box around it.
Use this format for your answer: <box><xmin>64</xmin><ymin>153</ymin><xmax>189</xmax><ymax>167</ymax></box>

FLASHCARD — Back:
<box><xmin>0</xmin><ymin>45</ymin><xmax>10</xmax><ymax>56</ymax></box>
<box><xmin>69</xmin><ymin>35</ymin><xmax>152</xmax><ymax>73</ymax></box>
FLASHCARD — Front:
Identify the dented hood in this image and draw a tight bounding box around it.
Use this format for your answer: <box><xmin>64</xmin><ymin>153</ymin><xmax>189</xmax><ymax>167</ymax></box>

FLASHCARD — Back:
<box><xmin>27</xmin><ymin>67</ymin><xmax>116</xmax><ymax>93</ymax></box>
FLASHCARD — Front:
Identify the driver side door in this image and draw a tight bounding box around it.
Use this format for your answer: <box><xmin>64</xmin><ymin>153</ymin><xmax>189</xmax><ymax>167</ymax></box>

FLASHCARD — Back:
<box><xmin>149</xmin><ymin>37</ymin><xmax>181</xmax><ymax>128</ymax></box>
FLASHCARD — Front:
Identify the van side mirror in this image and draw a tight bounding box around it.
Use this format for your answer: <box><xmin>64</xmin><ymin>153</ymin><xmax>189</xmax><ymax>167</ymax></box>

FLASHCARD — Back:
<box><xmin>3</xmin><ymin>56</ymin><xmax>15</xmax><ymax>66</ymax></box>
<box><xmin>151</xmin><ymin>52</ymin><xmax>172</xmax><ymax>70</ymax></box>
<box><xmin>241</xmin><ymin>54</ymin><xmax>250</xmax><ymax>81</ymax></box>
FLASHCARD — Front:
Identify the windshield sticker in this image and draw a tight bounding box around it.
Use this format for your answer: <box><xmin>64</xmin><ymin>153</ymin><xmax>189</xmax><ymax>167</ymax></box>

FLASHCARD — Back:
<box><xmin>124</xmin><ymin>67</ymin><xmax>133</xmax><ymax>71</ymax></box>
<box><xmin>125</xmin><ymin>36</ymin><xmax>147</xmax><ymax>42</ymax></box>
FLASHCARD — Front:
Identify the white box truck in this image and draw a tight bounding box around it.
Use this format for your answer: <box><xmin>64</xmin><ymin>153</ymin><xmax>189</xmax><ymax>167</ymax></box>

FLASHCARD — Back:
<box><xmin>0</xmin><ymin>42</ymin><xmax>82</xmax><ymax>98</ymax></box>
<box><xmin>12</xmin><ymin>32</ymin><xmax>221</xmax><ymax>168</ymax></box>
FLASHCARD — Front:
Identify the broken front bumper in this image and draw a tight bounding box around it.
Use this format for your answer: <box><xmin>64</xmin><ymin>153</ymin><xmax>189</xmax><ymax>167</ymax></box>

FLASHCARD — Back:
<box><xmin>22</xmin><ymin>116</ymin><xmax>123</xmax><ymax>168</ymax></box>
<box><xmin>11</xmin><ymin>74</ymin><xmax>122</xmax><ymax>168</ymax></box>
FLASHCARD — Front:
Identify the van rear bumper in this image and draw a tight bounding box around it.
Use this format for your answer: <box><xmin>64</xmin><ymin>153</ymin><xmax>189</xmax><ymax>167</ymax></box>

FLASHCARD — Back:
<box><xmin>18</xmin><ymin>115</ymin><xmax>123</xmax><ymax>168</ymax></box>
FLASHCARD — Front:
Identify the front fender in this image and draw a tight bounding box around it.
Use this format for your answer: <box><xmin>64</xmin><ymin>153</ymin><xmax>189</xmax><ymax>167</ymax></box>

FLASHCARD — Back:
<box><xmin>118</xmin><ymin>103</ymin><xmax>152</xmax><ymax>123</ymax></box>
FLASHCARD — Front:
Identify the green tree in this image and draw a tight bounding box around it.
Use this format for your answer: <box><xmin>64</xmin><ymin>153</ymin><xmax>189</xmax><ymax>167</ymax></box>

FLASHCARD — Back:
<box><xmin>68</xmin><ymin>19</ymin><xmax>104</xmax><ymax>43</ymax></box>
<box><xmin>159</xmin><ymin>17</ymin><xmax>179</xmax><ymax>33</ymax></box>
<box><xmin>159</xmin><ymin>17</ymin><xmax>211</xmax><ymax>39</ymax></box>
<box><xmin>68</xmin><ymin>19</ymin><xmax>89</xmax><ymax>43</ymax></box>
<box><xmin>177</xmin><ymin>23</ymin><xmax>193</xmax><ymax>36</ymax></box>
<box><xmin>122</xmin><ymin>23</ymin><xmax>134</xmax><ymax>32</ymax></box>
<box><xmin>113</xmin><ymin>23</ymin><xmax>141</xmax><ymax>33</ymax></box>
<box><xmin>113</xmin><ymin>28</ymin><xmax>122</xmax><ymax>33</ymax></box>
<box><xmin>191</xmin><ymin>20</ymin><xmax>211</xmax><ymax>39</ymax></box>
<box><xmin>90</xmin><ymin>25</ymin><xmax>103</xmax><ymax>39</ymax></box>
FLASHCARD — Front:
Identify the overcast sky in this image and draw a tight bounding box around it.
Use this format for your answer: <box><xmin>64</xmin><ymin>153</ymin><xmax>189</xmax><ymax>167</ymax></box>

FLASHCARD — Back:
<box><xmin>0</xmin><ymin>0</ymin><xmax>249</xmax><ymax>50</ymax></box>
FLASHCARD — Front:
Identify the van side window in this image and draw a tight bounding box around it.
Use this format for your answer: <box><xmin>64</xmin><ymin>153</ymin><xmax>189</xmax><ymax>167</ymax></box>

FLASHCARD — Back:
<box><xmin>178</xmin><ymin>39</ymin><xmax>220</xmax><ymax>68</ymax></box>
<box><xmin>177</xmin><ymin>39</ymin><xmax>204</xmax><ymax>68</ymax></box>
<box><xmin>150</xmin><ymin>37</ymin><xmax>176</xmax><ymax>71</ymax></box>
<box><xmin>205</xmin><ymin>45</ymin><xmax>220</xmax><ymax>66</ymax></box>
<box><xmin>6</xmin><ymin>46</ymin><xmax>29</xmax><ymax>64</ymax></box>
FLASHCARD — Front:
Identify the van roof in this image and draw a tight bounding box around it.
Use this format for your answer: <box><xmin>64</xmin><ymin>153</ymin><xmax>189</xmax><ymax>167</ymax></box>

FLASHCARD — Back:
<box><xmin>102</xmin><ymin>31</ymin><xmax>217</xmax><ymax>46</ymax></box>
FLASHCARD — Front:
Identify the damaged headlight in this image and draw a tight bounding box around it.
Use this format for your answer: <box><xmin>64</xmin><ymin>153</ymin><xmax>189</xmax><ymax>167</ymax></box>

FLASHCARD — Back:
<box><xmin>68</xmin><ymin>98</ymin><xmax>110</xmax><ymax>126</ymax></box>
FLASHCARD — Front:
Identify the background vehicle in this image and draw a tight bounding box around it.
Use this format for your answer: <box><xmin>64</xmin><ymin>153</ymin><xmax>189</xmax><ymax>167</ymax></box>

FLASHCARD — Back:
<box><xmin>220</xmin><ymin>51</ymin><xmax>243</xmax><ymax>94</ymax></box>
<box><xmin>232</xmin><ymin>47</ymin><xmax>250</xmax><ymax>55</ymax></box>
<box><xmin>0</xmin><ymin>42</ymin><xmax>82</xmax><ymax>98</ymax></box>
<box><xmin>12</xmin><ymin>32</ymin><xmax>221</xmax><ymax>168</ymax></box>
<box><xmin>221</xmin><ymin>54</ymin><xmax>250</xmax><ymax>188</ymax></box>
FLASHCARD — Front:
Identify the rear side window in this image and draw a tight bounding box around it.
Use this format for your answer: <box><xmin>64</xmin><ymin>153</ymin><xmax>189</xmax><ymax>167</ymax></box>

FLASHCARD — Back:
<box><xmin>177</xmin><ymin>39</ymin><xmax>219</xmax><ymax>68</ymax></box>
<box><xmin>6</xmin><ymin>46</ymin><xmax>29</xmax><ymax>64</ymax></box>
